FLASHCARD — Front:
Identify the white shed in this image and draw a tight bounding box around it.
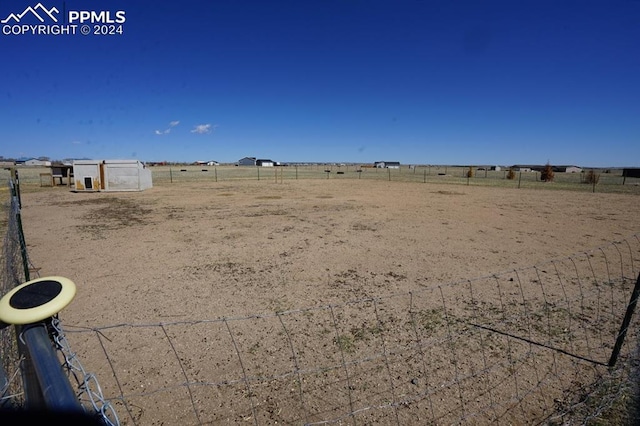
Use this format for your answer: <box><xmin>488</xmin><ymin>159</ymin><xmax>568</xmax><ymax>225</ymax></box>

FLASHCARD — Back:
<box><xmin>73</xmin><ymin>159</ymin><xmax>152</xmax><ymax>192</ymax></box>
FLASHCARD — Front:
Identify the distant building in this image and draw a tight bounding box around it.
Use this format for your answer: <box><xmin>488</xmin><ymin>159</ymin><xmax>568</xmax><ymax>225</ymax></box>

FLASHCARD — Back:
<box><xmin>238</xmin><ymin>157</ymin><xmax>257</xmax><ymax>166</ymax></box>
<box><xmin>511</xmin><ymin>165</ymin><xmax>534</xmax><ymax>172</ymax></box>
<box><xmin>374</xmin><ymin>161</ymin><xmax>401</xmax><ymax>169</ymax></box>
<box><xmin>511</xmin><ymin>164</ymin><xmax>582</xmax><ymax>173</ymax></box>
<box><xmin>256</xmin><ymin>159</ymin><xmax>274</xmax><ymax>167</ymax></box>
<box><xmin>23</xmin><ymin>158</ymin><xmax>52</xmax><ymax>167</ymax></box>
<box><xmin>555</xmin><ymin>166</ymin><xmax>582</xmax><ymax>173</ymax></box>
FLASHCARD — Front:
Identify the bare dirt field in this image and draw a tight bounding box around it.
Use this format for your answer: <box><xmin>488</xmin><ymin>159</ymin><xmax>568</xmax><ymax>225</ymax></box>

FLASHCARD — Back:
<box><xmin>17</xmin><ymin>178</ymin><xmax>640</xmax><ymax>425</ymax></box>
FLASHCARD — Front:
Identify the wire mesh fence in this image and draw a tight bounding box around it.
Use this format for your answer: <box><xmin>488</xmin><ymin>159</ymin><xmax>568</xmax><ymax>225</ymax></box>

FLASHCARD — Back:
<box><xmin>58</xmin><ymin>234</ymin><xmax>640</xmax><ymax>425</ymax></box>
<box><xmin>2</xmin><ymin>165</ymin><xmax>640</xmax><ymax>195</ymax></box>
<box><xmin>1</xmin><ymin>177</ymin><xmax>27</xmax><ymax>410</ymax></box>
<box><xmin>0</xmin><ymin>172</ymin><xmax>118</xmax><ymax>424</ymax></box>
<box><xmin>2</xmin><ymin>168</ymin><xmax>639</xmax><ymax>424</ymax></box>
<box><xmin>144</xmin><ymin>165</ymin><xmax>640</xmax><ymax>194</ymax></box>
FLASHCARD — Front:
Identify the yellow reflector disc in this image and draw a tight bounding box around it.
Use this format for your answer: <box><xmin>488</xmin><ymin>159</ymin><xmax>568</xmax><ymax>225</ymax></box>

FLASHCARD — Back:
<box><xmin>0</xmin><ymin>276</ymin><xmax>76</xmax><ymax>325</ymax></box>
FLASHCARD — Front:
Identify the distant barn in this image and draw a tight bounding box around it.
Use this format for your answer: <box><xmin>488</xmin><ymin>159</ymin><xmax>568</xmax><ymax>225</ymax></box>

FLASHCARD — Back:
<box><xmin>237</xmin><ymin>157</ymin><xmax>257</xmax><ymax>166</ymax></box>
<box><xmin>511</xmin><ymin>165</ymin><xmax>582</xmax><ymax>173</ymax></box>
<box><xmin>23</xmin><ymin>158</ymin><xmax>52</xmax><ymax>167</ymax></box>
<box><xmin>554</xmin><ymin>166</ymin><xmax>582</xmax><ymax>173</ymax></box>
<box><xmin>256</xmin><ymin>159</ymin><xmax>275</xmax><ymax>167</ymax></box>
<box><xmin>374</xmin><ymin>161</ymin><xmax>401</xmax><ymax>169</ymax></box>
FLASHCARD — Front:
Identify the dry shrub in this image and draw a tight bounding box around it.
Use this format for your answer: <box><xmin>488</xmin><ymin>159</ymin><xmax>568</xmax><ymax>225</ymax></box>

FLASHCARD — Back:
<box><xmin>541</xmin><ymin>163</ymin><xmax>555</xmax><ymax>182</ymax></box>
<box><xmin>467</xmin><ymin>166</ymin><xmax>474</xmax><ymax>178</ymax></box>
<box><xmin>585</xmin><ymin>170</ymin><xmax>600</xmax><ymax>185</ymax></box>
<box><xmin>506</xmin><ymin>168</ymin><xmax>516</xmax><ymax>180</ymax></box>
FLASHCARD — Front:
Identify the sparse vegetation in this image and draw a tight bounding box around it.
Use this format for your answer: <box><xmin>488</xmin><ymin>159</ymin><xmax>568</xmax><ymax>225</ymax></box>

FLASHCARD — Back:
<box><xmin>585</xmin><ymin>170</ymin><xmax>600</xmax><ymax>185</ymax></box>
<box><xmin>335</xmin><ymin>334</ymin><xmax>355</xmax><ymax>353</ymax></box>
<box><xmin>416</xmin><ymin>308</ymin><xmax>444</xmax><ymax>334</ymax></box>
<box><xmin>4</xmin><ymin>165</ymin><xmax>640</xmax><ymax>194</ymax></box>
<box><xmin>541</xmin><ymin>163</ymin><xmax>555</xmax><ymax>182</ymax></box>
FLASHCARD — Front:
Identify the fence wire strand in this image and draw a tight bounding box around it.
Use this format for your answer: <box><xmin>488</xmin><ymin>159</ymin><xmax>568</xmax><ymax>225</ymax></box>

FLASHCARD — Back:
<box><xmin>45</xmin><ymin>233</ymin><xmax>640</xmax><ymax>425</ymax></box>
<box><xmin>2</xmin><ymin>173</ymin><xmax>639</xmax><ymax>424</ymax></box>
<box><xmin>1</xmin><ymin>176</ymin><xmax>118</xmax><ymax>424</ymax></box>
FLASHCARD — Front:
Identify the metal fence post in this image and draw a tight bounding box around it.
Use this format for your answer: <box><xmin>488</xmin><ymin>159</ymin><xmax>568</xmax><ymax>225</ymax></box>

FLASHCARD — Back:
<box><xmin>518</xmin><ymin>171</ymin><xmax>522</xmax><ymax>189</ymax></box>
<box><xmin>609</xmin><ymin>272</ymin><xmax>640</xmax><ymax>367</ymax></box>
<box><xmin>18</xmin><ymin>323</ymin><xmax>84</xmax><ymax>412</ymax></box>
<box><xmin>11</xmin><ymin>169</ymin><xmax>22</xmax><ymax>209</ymax></box>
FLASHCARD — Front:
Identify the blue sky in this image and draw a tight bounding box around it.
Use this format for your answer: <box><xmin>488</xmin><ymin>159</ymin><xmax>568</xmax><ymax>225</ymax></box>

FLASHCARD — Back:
<box><xmin>1</xmin><ymin>1</ymin><xmax>639</xmax><ymax>166</ymax></box>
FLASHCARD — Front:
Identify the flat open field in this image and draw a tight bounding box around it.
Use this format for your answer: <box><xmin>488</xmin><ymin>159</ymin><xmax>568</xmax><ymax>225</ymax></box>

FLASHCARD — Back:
<box><xmin>13</xmin><ymin>174</ymin><xmax>640</xmax><ymax>424</ymax></box>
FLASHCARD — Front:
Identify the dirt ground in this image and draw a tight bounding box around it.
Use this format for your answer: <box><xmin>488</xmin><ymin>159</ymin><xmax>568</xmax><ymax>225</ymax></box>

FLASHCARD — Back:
<box><xmin>18</xmin><ymin>179</ymin><xmax>640</xmax><ymax>424</ymax></box>
<box><xmin>21</xmin><ymin>179</ymin><xmax>639</xmax><ymax>324</ymax></box>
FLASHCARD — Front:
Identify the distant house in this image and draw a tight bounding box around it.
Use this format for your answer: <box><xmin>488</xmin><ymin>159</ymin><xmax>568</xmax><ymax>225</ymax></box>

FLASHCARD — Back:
<box><xmin>374</xmin><ymin>161</ymin><xmax>401</xmax><ymax>169</ymax></box>
<box><xmin>554</xmin><ymin>165</ymin><xmax>582</xmax><ymax>173</ymax></box>
<box><xmin>512</xmin><ymin>164</ymin><xmax>582</xmax><ymax>173</ymax></box>
<box><xmin>238</xmin><ymin>157</ymin><xmax>257</xmax><ymax>166</ymax></box>
<box><xmin>511</xmin><ymin>165</ymin><xmax>535</xmax><ymax>172</ymax></box>
<box><xmin>207</xmin><ymin>161</ymin><xmax>219</xmax><ymax>166</ymax></box>
<box><xmin>256</xmin><ymin>159</ymin><xmax>274</xmax><ymax>167</ymax></box>
<box><xmin>24</xmin><ymin>158</ymin><xmax>52</xmax><ymax>167</ymax></box>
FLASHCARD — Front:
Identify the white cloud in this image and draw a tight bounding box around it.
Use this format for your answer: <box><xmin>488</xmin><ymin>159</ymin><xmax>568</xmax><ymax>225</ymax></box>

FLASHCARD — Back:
<box><xmin>191</xmin><ymin>124</ymin><xmax>218</xmax><ymax>134</ymax></box>
<box><xmin>191</xmin><ymin>124</ymin><xmax>211</xmax><ymax>134</ymax></box>
<box><xmin>155</xmin><ymin>120</ymin><xmax>179</xmax><ymax>135</ymax></box>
